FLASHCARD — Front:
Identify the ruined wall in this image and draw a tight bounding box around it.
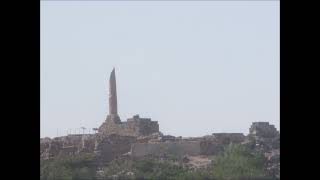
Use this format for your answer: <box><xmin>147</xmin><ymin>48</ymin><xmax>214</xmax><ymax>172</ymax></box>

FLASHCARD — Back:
<box><xmin>130</xmin><ymin>133</ymin><xmax>247</xmax><ymax>157</ymax></box>
<box><xmin>199</xmin><ymin>141</ymin><xmax>220</xmax><ymax>155</ymax></box>
<box><xmin>249</xmin><ymin>122</ymin><xmax>279</xmax><ymax>138</ymax></box>
<box><xmin>200</xmin><ymin>133</ymin><xmax>245</xmax><ymax>155</ymax></box>
<box><xmin>247</xmin><ymin>122</ymin><xmax>280</xmax><ymax>179</ymax></box>
<box><xmin>131</xmin><ymin>141</ymin><xmax>201</xmax><ymax>157</ymax></box>
<box><xmin>248</xmin><ymin>122</ymin><xmax>280</xmax><ymax>152</ymax></box>
<box><xmin>94</xmin><ymin>134</ymin><xmax>137</xmax><ymax>163</ymax></box>
<box><xmin>98</xmin><ymin>115</ymin><xmax>159</xmax><ymax>137</ymax></box>
<box><xmin>40</xmin><ymin>138</ymin><xmax>63</xmax><ymax>160</ymax></box>
<box><xmin>40</xmin><ymin>134</ymin><xmax>97</xmax><ymax>160</ymax></box>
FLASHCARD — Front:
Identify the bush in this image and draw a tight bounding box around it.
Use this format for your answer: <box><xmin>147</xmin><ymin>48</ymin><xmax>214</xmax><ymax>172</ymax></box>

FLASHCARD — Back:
<box><xmin>213</xmin><ymin>143</ymin><xmax>269</xmax><ymax>180</ymax></box>
<box><xmin>46</xmin><ymin>166</ymin><xmax>72</xmax><ymax>180</ymax></box>
<box><xmin>134</xmin><ymin>158</ymin><xmax>185</xmax><ymax>179</ymax></box>
<box><xmin>122</xmin><ymin>157</ymin><xmax>213</xmax><ymax>180</ymax></box>
<box><xmin>40</xmin><ymin>154</ymin><xmax>96</xmax><ymax>180</ymax></box>
<box><xmin>174</xmin><ymin>170</ymin><xmax>214</xmax><ymax>180</ymax></box>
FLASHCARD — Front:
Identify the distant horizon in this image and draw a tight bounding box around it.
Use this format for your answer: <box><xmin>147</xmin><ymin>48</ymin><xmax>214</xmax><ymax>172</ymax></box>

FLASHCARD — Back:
<box><xmin>41</xmin><ymin>1</ymin><xmax>279</xmax><ymax>138</ymax></box>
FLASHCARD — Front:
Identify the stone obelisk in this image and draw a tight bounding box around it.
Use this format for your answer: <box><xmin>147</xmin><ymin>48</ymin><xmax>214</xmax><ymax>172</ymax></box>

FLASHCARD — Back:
<box><xmin>107</xmin><ymin>68</ymin><xmax>121</xmax><ymax>123</ymax></box>
<box><xmin>109</xmin><ymin>68</ymin><xmax>117</xmax><ymax>115</ymax></box>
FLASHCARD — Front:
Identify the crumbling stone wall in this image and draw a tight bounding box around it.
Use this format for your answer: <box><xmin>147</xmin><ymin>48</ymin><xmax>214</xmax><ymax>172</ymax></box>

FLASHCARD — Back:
<box><xmin>94</xmin><ymin>134</ymin><xmax>137</xmax><ymax>163</ymax></box>
<box><xmin>212</xmin><ymin>133</ymin><xmax>245</xmax><ymax>144</ymax></box>
<box><xmin>200</xmin><ymin>133</ymin><xmax>245</xmax><ymax>155</ymax></box>
<box><xmin>130</xmin><ymin>133</ymin><xmax>247</xmax><ymax>157</ymax></box>
<box><xmin>40</xmin><ymin>134</ymin><xmax>98</xmax><ymax>160</ymax></box>
<box><xmin>248</xmin><ymin>122</ymin><xmax>280</xmax><ymax>151</ymax></box>
<box><xmin>245</xmin><ymin>122</ymin><xmax>280</xmax><ymax>179</ymax></box>
<box><xmin>40</xmin><ymin>138</ymin><xmax>63</xmax><ymax>160</ymax></box>
<box><xmin>131</xmin><ymin>141</ymin><xmax>201</xmax><ymax>157</ymax></box>
<box><xmin>200</xmin><ymin>141</ymin><xmax>220</xmax><ymax>155</ymax></box>
<box><xmin>249</xmin><ymin>122</ymin><xmax>279</xmax><ymax>138</ymax></box>
<box><xmin>81</xmin><ymin>135</ymin><xmax>96</xmax><ymax>153</ymax></box>
<box><xmin>41</xmin><ymin>120</ymin><xmax>279</xmax><ymax>175</ymax></box>
<box><xmin>98</xmin><ymin>115</ymin><xmax>159</xmax><ymax>137</ymax></box>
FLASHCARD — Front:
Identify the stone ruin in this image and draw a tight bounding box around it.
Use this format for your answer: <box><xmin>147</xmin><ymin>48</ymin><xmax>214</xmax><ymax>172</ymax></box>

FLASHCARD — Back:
<box><xmin>98</xmin><ymin>68</ymin><xmax>159</xmax><ymax>137</ymax></box>
<box><xmin>247</xmin><ymin>122</ymin><xmax>280</xmax><ymax>151</ymax></box>
<box><xmin>98</xmin><ymin>114</ymin><xmax>159</xmax><ymax>137</ymax></box>
<box><xmin>40</xmin><ymin>68</ymin><xmax>280</xmax><ymax>178</ymax></box>
<box><xmin>40</xmin><ymin>134</ymin><xmax>97</xmax><ymax>160</ymax></box>
<box><xmin>40</xmin><ymin>122</ymin><xmax>279</xmax><ymax>160</ymax></box>
<box><xmin>249</xmin><ymin>122</ymin><xmax>279</xmax><ymax>139</ymax></box>
<box><xmin>41</xmin><ymin>68</ymin><xmax>159</xmax><ymax>160</ymax></box>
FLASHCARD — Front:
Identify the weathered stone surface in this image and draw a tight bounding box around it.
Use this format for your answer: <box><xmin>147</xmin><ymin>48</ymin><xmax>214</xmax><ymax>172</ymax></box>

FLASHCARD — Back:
<box><xmin>40</xmin><ymin>139</ymin><xmax>63</xmax><ymax>160</ymax></box>
<box><xmin>98</xmin><ymin>114</ymin><xmax>159</xmax><ymax>137</ymax></box>
<box><xmin>109</xmin><ymin>68</ymin><xmax>118</xmax><ymax>116</ymax></box>
<box><xmin>249</xmin><ymin>122</ymin><xmax>279</xmax><ymax>138</ymax></box>
<box><xmin>245</xmin><ymin>122</ymin><xmax>280</xmax><ymax>179</ymax></box>
<box><xmin>94</xmin><ymin>134</ymin><xmax>137</xmax><ymax>163</ymax></box>
<box><xmin>212</xmin><ymin>133</ymin><xmax>245</xmax><ymax>144</ymax></box>
<box><xmin>183</xmin><ymin>155</ymin><xmax>212</xmax><ymax>170</ymax></box>
<box><xmin>128</xmin><ymin>133</ymin><xmax>247</xmax><ymax>157</ymax></box>
<box><xmin>137</xmin><ymin>132</ymin><xmax>163</xmax><ymax>143</ymax></box>
<box><xmin>98</xmin><ymin>69</ymin><xmax>160</xmax><ymax>137</ymax></box>
<box><xmin>199</xmin><ymin>134</ymin><xmax>245</xmax><ymax>155</ymax></box>
<box><xmin>131</xmin><ymin>141</ymin><xmax>201</xmax><ymax>157</ymax></box>
<box><xmin>40</xmin><ymin>134</ymin><xmax>97</xmax><ymax>159</ymax></box>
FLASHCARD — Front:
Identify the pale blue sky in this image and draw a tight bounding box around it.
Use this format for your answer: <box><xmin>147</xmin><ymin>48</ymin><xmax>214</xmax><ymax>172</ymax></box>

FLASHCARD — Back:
<box><xmin>41</xmin><ymin>1</ymin><xmax>279</xmax><ymax>138</ymax></box>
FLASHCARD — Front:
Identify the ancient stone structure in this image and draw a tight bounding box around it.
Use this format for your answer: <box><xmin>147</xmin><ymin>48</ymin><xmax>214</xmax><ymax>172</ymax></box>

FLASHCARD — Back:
<box><xmin>130</xmin><ymin>133</ymin><xmax>247</xmax><ymax>157</ymax></box>
<box><xmin>131</xmin><ymin>141</ymin><xmax>201</xmax><ymax>157</ymax></box>
<box><xmin>243</xmin><ymin>122</ymin><xmax>280</xmax><ymax>178</ymax></box>
<box><xmin>94</xmin><ymin>134</ymin><xmax>137</xmax><ymax>163</ymax></box>
<box><xmin>98</xmin><ymin>68</ymin><xmax>159</xmax><ymax>137</ymax></box>
<box><xmin>249</xmin><ymin>122</ymin><xmax>279</xmax><ymax>138</ymax></box>
<box><xmin>109</xmin><ymin>68</ymin><xmax>118</xmax><ymax>116</ymax></box>
<box><xmin>199</xmin><ymin>133</ymin><xmax>246</xmax><ymax>155</ymax></box>
<box><xmin>40</xmin><ymin>134</ymin><xmax>97</xmax><ymax>160</ymax></box>
<box><xmin>248</xmin><ymin>122</ymin><xmax>280</xmax><ymax>150</ymax></box>
<box><xmin>40</xmin><ymin>68</ymin><xmax>279</xmax><ymax>178</ymax></box>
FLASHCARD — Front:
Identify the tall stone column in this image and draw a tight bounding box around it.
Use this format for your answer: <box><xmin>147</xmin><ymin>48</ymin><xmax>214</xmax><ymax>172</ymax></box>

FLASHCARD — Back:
<box><xmin>98</xmin><ymin>68</ymin><xmax>121</xmax><ymax>134</ymax></box>
<box><xmin>109</xmin><ymin>68</ymin><xmax>118</xmax><ymax>115</ymax></box>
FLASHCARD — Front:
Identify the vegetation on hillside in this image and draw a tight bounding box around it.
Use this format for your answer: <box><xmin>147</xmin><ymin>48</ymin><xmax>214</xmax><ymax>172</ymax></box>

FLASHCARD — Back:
<box><xmin>40</xmin><ymin>153</ymin><xmax>96</xmax><ymax>180</ymax></box>
<box><xmin>213</xmin><ymin>143</ymin><xmax>270</xmax><ymax>179</ymax></box>
<box><xmin>40</xmin><ymin>144</ymin><xmax>273</xmax><ymax>180</ymax></box>
<box><xmin>102</xmin><ymin>157</ymin><xmax>213</xmax><ymax>180</ymax></box>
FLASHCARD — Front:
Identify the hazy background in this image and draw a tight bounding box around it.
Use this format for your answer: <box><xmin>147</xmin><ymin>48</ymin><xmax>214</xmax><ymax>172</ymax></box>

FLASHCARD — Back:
<box><xmin>41</xmin><ymin>1</ymin><xmax>279</xmax><ymax>138</ymax></box>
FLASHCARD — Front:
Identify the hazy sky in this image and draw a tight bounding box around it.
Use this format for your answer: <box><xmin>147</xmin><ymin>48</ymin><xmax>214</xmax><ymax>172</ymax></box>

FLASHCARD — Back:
<box><xmin>41</xmin><ymin>1</ymin><xmax>279</xmax><ymax>138</ymax></box>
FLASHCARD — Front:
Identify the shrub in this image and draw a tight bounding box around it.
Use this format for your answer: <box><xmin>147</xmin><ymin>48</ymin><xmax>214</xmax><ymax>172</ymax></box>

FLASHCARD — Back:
<box><xmin>212</xmin><ymin>143</ymin><xmax>269</xmax><ymax>180</ymax></box>
<box><xmin>40</xmin><ymin>153</ymin><xmax>96</xmax><ymax>180</ymax></box>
